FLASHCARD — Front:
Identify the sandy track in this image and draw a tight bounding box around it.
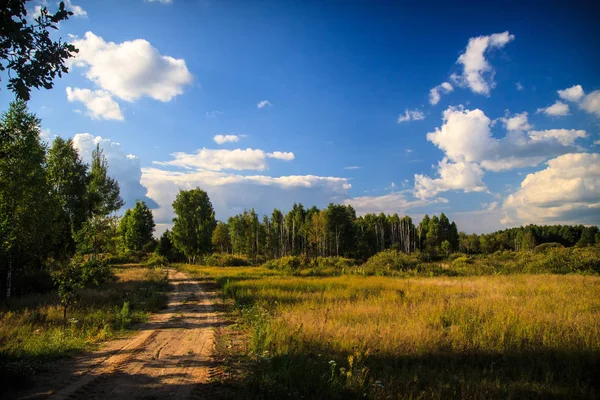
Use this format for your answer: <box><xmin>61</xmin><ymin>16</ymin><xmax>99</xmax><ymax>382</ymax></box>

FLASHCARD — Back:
<box><xmin>18</xmin><ymin>269</ymin><xmax>219</xmax><ymax>400</ymax></box>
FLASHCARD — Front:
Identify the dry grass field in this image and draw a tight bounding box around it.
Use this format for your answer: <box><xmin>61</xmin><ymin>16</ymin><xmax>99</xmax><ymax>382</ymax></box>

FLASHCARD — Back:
<box><xmin>182</xmin><ymin>264</ymin><xmax>600</xmax><ymax>399</ymax></box>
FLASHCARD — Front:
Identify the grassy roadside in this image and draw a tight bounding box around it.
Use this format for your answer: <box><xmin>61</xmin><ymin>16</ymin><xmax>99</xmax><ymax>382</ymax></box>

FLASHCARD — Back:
<box><xmin>182</xmin><ymin>264</ymin><xmax>600</xmax><ymax>399</ymax></box>
<box><xmin>0</xmin><ymin>265</ymin><xmax>169</xmax><ymax>392</ymax></box>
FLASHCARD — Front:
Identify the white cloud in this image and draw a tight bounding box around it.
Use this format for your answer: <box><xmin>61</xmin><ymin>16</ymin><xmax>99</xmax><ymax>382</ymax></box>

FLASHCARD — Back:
<box><xmin>516</xmin><ymin>82</ymin><xmax>524</xmax><ymax>91</ymax></box>
<box><xmin>397</xmin><ymin>109</ymin><xmax>425</xmax><ymax>123</ymax></box>
<box><xmin>154</xmin><ymin>148</ymin><xmax>295</xmax><ymax>171</ymax></box>
<box><xmin>213</xmin><ymin>134</ymin><xmax>240</xmax><ymax>144</ymax></box>
<box><xmin>257</xmin><ymin>100</ymin><xmax>272</xmax><ymax>109</ymax></box>
<box><xmin>556</xmin><ymin>85</ymin><xmax>600</xmax><ymax>118</ymax></box>
<box><xmin>70</xmin><ymin>32</ymin><xmax>193</xmax><ymax>102</ymax></box>
<box><xmin>414</xmin><ymin>106</ymin><xmax>588</xmax><ymax>198</ymax></box>
<box><xmin>344</xmin><ymin>191</ymin><xmax>447</xmax><ymax>216</ymax></box>
<box><xmin>557</xmin><ymin>85</ymin><xmax>584</xmax><ymax>102</ymax></box>
<box><xmin>453</xmin><ymin>31</ymin><xmax>514</xmax><ymax>95</ymax></box>
<box><xmin>536</xmin><ymin>101</ymin><xmax>569</xmax><ymax>116</ymax></box>
<box><xmin>580</xmin><ymin>90</ymin><xmax>600</xmax><ymax>117</ymax></box>
<box><xmin>64</xmin><ymin>0</ymin><xmax>87</xmax><ymax>17</ymax></box>
<box><xmin>426</xmin><ymin>107</ymin><xmax>585</xmax><ymax>172</ymax></box>
<box><xmin>414</xmin><ymin>158</ymin><xmax>487</xmax><ymax>199</ymax></box>
<box><xmin>269</xmin><ymin>151</ymin><xmax>295</xmax><ymax>161</ymax></box>
<box><xmin>499</xmin><ymin>111</ymin><xmax>533</xmax><ymax>132</ymax></box>
<box><xmin>66</xmin><ymin>87</ymin><xmax>123</xmax><ymax>120</ymax></box>
<box><xmin>344</xmin><ymin>166</ymin><xmax>361</xmax><ymax>170</ymax></box>
<box><xmin>72</xmin><ymin>133</ymin><xmax>156</xmax><ymax>209</ymax></box>
<box><xmin>429</xmin><ymin>82</ymin><xmax>453</xmax><ymax>105</ymax></box>
<box><xmin>528</xmin><ymin>129</ymin><xmax>587</xmax><ymax>146</ymax></box>
<box><xmin>503</xmin><ymin>153</ymin><xmax>600</xmax><ymax>225</ymax></box>
<box><xmin>594</xmin><ymin>140</ymin><xmax>600</xmax><ymax>146</ymax></box>
<box><xmin>142</xmin><ymin>168</ymin><xmax>351</xmax><ymax>225</ymax></box>
<box><xmin>146</xmin><ymin>0</ymin><xmax>173</xmax><ymax>3</ymax></box>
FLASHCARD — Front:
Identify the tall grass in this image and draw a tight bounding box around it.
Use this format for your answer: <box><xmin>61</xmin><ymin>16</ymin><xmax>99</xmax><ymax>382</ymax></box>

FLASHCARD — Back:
<box><xmin>0</xmin><ymin>266</ymin><xmax>169</xmax><ymax>392</ymax></box>
<box><xmin>187</xmin><ymin>264</ymin><xmax>600</xmax><ymax>399</ymax></box>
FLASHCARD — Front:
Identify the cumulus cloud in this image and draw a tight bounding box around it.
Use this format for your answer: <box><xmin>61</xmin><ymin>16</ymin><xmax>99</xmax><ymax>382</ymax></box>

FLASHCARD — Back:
<box><xmin>499</xmin><ymin>111</ymin><xmax>533</xmax><ymax>132</ymax></box>
<box><xmin>141</xmin><ymin>168</ymin><xmax>351</xmax><ymax>228</ymax></box>
<box><xmin>154</xmin><ymin>148</ymin><xmax>295</xmax><ymax>171</ymax></box>
<box><xmin>72</xmin><ymin>133</ymin><xmax>157</xmax><ymax>209</ymax></box>
<box><xmin>429</xmin><ymin>82</ymin><xmax>453</xmax><ymax>105</ymax></box>
<box><xmin>213</xmin><ymin>134</ymin><xmax>240</xmax><ymax>144</ymax></box>
<box><xmin>397</xmin><ymin>109</ymin><xmax>425</xmax><ymax>123</ymax></box>
<box><xmin>536</xmin><ymin>101</ymin><xmax>569</xmax><ymax>116</ymax></box>
<box><xmin>453</xmin><ymin>31</ymin><xmax>514</xmax><ymax>95</ymax></box>
<box><xmin>558</xmin><ymin>85</ymin><xmax>584</xmax><ymax>102</ymax></box>
<box><xmin>66</xmin><ymin>87</ymin><xmax>123</xmax><ymax>120</ymax></box>
<box><xmin>344</xmin><ymin>191</ymin><xmax>447</xmax><ymax>216</ymax></box>
<box><xmin>413</xmin><ymin>106</ymin><xmax>588</xmax><ymax>198</ymax></box>
<box><xmin>557</xmin><ymin>85</ymin><xmax>600</xmax><ymax>117</ymax></box>
<box><xmin>257</xmin><ymin>100</ymin><xmax>272</xmax><ymax>109</ymax></box>
<box><xmin>70</xmin><ymin>32</ymin><xmax>193</xmax><ymax>102</ymax></box>
<box><xmin>580</xmin><ymin>91</ymin><xmax>600</xmax><ymax>117</ymax></box>
<box><xmin>502</xmin><ymin>153</ymin><xmax>600</xmax><ymax>225</ymax></box>
<box><xmin>426</xmin><ymin>107</ymin><xmax>585</xmax><ymax>171</ymax></box>
<box><xmin>414</xmin><ymin>158</ymin><xmax>487</xmax><ymax>199</ymax></box>
<box><xmin>64</xmin><ymin>0</ymin><xmax>87</xmax><ymax>17</ymax></box>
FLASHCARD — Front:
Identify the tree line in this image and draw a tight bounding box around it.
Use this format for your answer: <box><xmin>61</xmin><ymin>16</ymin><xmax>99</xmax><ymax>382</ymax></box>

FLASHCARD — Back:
<box><xmin>0</xmin><ymin>101</ymin><xmax>155</xmax><ymax>299</ymax></box>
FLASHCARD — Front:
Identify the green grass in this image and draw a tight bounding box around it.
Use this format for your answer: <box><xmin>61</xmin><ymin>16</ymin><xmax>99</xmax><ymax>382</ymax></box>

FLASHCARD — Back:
<box><xmin>185</xmin><ymin>264</ymin><xmax>600</xmax><ymax>399</ymax></box>
<box><xmin>0</xmin><ymin>266</ymin><xmax>169</xmax><ymax>392</ymax></box>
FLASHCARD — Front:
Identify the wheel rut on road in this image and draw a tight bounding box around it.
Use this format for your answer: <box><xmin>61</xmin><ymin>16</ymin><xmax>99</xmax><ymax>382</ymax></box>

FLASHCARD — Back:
<box><xmin>20</xmin><ymin>269</ymin><xmax>220</xmax><ymax>400</ymax></box>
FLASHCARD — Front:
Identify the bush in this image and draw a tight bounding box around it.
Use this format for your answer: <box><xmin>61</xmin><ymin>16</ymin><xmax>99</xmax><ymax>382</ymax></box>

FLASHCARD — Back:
<box><xmin>80</xmin><ymin>259</ymin><xmax>116</xmax><ymax>287</ymax></box>
<box><xmin>360</xmin><ymin>250</ymin><xmax>420</xmax><ymax>275</ymax></box>
<box><xmin>145</xmin><ymin>253</ymin><xmax>168</xmax><ymax>267</ymax></box>
<box><xmin>534</xmin><ymin>242</ymin><xmax>565</xmax><ymax>253</ymax></box>
<box><xmin>263</xmin><ymin>256</ymin><xmax>356</xmax><ymax>275</ymax></box>
<box><xmin>203</xmin><ymin>253</ymin><xmax>250</xmax><ymax>267</ymax></box>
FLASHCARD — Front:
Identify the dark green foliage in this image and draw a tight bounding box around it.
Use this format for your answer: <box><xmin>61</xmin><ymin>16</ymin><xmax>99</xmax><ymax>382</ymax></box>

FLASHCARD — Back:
<box><xmin>172</xmin><ymin>188</ymin><xmax>217</xmax><ymax>263</ymax></box>
<box><xmin>0</xmin><ymin>101</ymin><xmax>56</xmax><ymax>298</ymax></box>
<box><xmin>0</xmin><ymin>0</ymin><xmax>78</xmax><ymax>101</ymax></box>
<box><xmin>155</xmin><ymin>229</ymin><xmax>183</xmax><ymax>262</ymax></box>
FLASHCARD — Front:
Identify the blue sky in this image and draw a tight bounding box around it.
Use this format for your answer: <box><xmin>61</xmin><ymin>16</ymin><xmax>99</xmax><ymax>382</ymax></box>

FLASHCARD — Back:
<box><xmin>2</xmin><ymin>0</ymin><xmax>600</xmax><ymax>234</ymax></box>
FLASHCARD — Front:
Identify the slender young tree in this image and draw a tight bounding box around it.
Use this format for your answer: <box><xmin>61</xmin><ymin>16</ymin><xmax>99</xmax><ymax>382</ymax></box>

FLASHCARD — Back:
<box><xmin>171</xmin><ymin>188</ymin><xmax>216</xmax><ymax>263</ymax></box>
<box><xmin>87</xmin><ymin>144</ymin><xmax>124</xmax><ymax>217</ymax></box>
<box><xmin>47</xmin><ymin>137</ymin><xmax>88</xmax><ymax>257</ymax></box>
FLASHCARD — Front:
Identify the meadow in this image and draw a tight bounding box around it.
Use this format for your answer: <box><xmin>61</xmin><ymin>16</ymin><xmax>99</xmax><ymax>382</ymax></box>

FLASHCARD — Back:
<box><xmin>0</xmin><ymin>266</ymin><xmax>169</xmax><ymax>392</ymax></box>
<box><xmin>181</xmin><ymin>262</ymin><xmax>600</xmax><ymax>399</ymax></box>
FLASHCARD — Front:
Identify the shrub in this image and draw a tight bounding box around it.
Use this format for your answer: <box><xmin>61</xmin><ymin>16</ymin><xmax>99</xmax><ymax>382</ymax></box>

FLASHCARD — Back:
<box><xmin>203</xmin><ymin>253</ymin><xmax>250</xmax><ymax>267</ymax></box>
<box><xmin>145</xmin><ymin>253</ymin><xmax>168</xmax><ymax>267</ymax></box>
<box><xmin>360</xmin><ymin>250</ymin><xmax>420</xmax><ymax>275</ymax></box>
<box><xmin>534</xmin><ymin>242</ymin><xmax>565</xmax><ymax>253</ymax></box>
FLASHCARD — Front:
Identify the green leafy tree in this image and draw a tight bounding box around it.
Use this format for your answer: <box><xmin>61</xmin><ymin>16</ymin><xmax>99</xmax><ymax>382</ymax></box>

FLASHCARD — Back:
<box><xmin>212</xmin><ymin>222</ymin><xmax>231</xmax><ymax>253</ymax></box>
<box><xmin>171</xmin><ymin>188</ymin><xmax>216</xmax><ymax>263</ymax></box>
<box><xmin>47</xmin><ymin>137</ymin><xmax>88</xmax><ymax>257</ymax></box>
<box><xmin>440</xmin><ymin>240</ymin><xmax>451</xmax><ymax>257</ymax></box>
<box><xmin>0</xmin><ymin>0</ymin><xmax>78</xmax><ymax>100</ymax></box>
<box><xmin>87</xmin><ymin>144</ymin><xmax>124</xmax><ymax>217</ymax></box>
<box><xmin>119</xmin><ymin>200</ymin><xmax>155</xmax><ymax>252</ymax></box>
<box><xmin>156</xmin><ymin>230</ymin><xmax>181</xmax><ymax>261</ymax></box>
<box><xmin>576</xmin><ymin>226</ymin><xmax>598</xmax><ymax>247</ymax></box>
<box><xmin>0</xmin><ymin>100</ymin><xmax>55</xmax><ymax>298</ymax></box>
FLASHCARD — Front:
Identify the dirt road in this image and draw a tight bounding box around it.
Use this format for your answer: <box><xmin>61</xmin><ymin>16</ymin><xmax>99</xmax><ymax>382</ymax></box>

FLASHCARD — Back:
<box><xmin>20</xmin><ymin>269</ymin><xmax>220</xmax><ymax>400</ymax></box>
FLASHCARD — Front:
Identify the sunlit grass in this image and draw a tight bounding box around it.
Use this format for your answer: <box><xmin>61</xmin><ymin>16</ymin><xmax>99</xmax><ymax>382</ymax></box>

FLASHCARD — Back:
<box><xmin>188</xmin><ymin>264</ymin><xmax>600</xmax><ymax>399</ymax></box>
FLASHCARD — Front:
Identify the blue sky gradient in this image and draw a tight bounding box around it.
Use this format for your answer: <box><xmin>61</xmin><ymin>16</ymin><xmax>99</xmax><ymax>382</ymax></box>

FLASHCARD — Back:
<box><xmin>2</xmin><ymin>0</ymin><xmax>599</xmax><ymax>234</ymax></box>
